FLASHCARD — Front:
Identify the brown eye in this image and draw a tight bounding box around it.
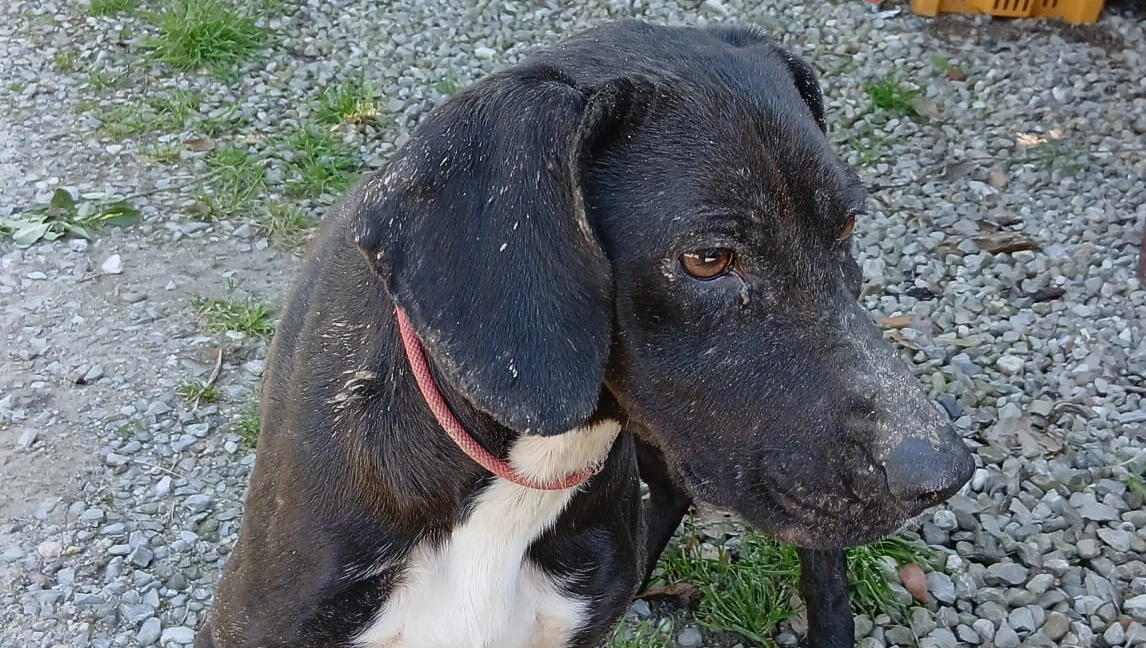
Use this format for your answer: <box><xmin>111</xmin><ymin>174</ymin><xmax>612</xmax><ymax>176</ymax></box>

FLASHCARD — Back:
<box><xmin>836</xmin><ymin>216</ymin><xmax>856</xmax><ymax>242</ymax></box>
<box><xmin>681</xmin><ymin>248</ymin><xmax>733</xmax><ymax>279</ymax></box>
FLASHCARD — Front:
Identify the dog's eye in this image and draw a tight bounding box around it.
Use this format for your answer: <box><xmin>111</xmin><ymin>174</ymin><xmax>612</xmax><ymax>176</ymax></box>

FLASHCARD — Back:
<box><xmin>836</xmin><ymin>216</ymin><xmax>856</xmax><ymax>242</ymax></box>
<box><xmin>681</xmin><ymin>249</ymin><xmax>733</xmax><ymax>279</ymax></box>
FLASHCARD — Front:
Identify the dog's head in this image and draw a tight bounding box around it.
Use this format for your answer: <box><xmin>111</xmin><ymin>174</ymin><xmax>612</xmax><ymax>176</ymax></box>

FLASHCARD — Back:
<box><xmin>352</xmin><ymin>22</ymin><xmax>974</xmax><ymax>548</ymax></box>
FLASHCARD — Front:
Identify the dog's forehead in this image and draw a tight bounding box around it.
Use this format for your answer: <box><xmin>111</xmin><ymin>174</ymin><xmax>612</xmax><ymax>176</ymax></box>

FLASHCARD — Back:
<box><xmin>600</xmin><ymin>92</ymin><xmax>863</xmax><ymax>242</ymax></box>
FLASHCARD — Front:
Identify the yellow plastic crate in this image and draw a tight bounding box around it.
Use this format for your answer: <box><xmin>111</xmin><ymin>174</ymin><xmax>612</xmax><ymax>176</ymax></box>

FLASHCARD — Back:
<box><xmin>910</xmin><ymin>0</ymin><xmax>1105</xmax><ymax>24</ymax></box>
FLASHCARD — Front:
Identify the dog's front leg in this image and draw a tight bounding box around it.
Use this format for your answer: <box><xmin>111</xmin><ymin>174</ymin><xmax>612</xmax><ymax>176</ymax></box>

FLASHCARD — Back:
<box><xmin>796</xmin><ymin>547</ymin><xmax>854</xmax><ymax>648</ymax></box>
<box><xmin>634</xmin><ymin>436</ymin><xmax>693</xmax><ymax>589</ymax></box>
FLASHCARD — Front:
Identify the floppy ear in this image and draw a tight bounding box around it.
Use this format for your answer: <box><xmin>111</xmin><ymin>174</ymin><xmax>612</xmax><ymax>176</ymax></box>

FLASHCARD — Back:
<box><xmin>777</xmin><ymin>50</ymin><xmax>827</xmax><ymax>134</ymax></box>
<box><xmin>351</xmin><ymin>65</ymin><xmax>649</xmax><ymax>436</ymax></box>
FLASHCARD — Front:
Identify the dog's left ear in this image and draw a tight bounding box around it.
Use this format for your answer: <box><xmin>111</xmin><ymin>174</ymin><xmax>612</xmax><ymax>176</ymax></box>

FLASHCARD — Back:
<box><xmin>778</xmin><ymin>50</ymin><xmax>827</xmax><ymax>134</ymax></box>
<box><xmin>351</xmin><ymin>66</ymin><xmax>650</xmax><ymax>436</ymax></box>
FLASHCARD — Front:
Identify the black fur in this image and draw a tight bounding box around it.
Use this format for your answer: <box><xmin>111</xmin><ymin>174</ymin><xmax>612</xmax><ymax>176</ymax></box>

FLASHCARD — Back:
<box><xmin>196</xmin><ymin>21</ymin><xmax>973</xmax><ymax>648</ymax></box>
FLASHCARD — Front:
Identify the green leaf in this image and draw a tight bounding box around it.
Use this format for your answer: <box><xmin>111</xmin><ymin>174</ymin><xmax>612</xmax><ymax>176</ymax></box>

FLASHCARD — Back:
<box><xmin>13</xmin><ymin>222</ymin><xmax>51</xmax><ymax>244</ymax></box>
<box><xmin>98</xmin><ymin>202</ymin><xmax>141</xmax><ymax>227</ymax></box>
<box><xmin>49</xmin><ymin>188</ymin><xmax>76</xmax><ymax>211</ymax></box>
<box><xmin>61</xmin><ymin>221</ymin><xmax>94</xmax><ymax>240</ymax></box>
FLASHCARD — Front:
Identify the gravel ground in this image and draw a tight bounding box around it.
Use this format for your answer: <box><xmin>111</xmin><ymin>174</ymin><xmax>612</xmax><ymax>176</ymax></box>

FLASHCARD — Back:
<box><xmin>1</xmin><ymin>0</ymin><xmax>1144</xmax><ymax>646</ymax></box>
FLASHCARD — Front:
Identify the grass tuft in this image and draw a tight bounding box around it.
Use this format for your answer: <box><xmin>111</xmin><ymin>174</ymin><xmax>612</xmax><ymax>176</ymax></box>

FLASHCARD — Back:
<box><xmin>255</xmin><ymin>203</ymin><xmax>316</xmax><ymax>248</ymax></box>
<box><xmin>235</xmin><ymin>409</ymin><xmax>260</xmax><ymax>448</ymax></box>
<box><xmin>177</xmin><ymin>380</ymin><xmax>219</xmax><ymax>405</ymax></box>
<box><xmin>143</xmin><ymin>0</ymin><xmax>267</xmax><ymax>73</ymax></box>
<box><xmin>145</xmin><ymin>88</ymin><xmax>203</xmax><ymax>130</ymax></box>
<box><xmin>661</xmin><ymin>528</ymin><xmax>798</xmax><ymax>645</ymax></box>
<box><xmin>864</xmin><ymin>74</ymin><xmax>920</xmax><ymax>116</ymax></box>
<box><xmin>52</xmin><ymin>48</ymin><xmax>79</xmax><ymax>73</ymax></box>
<box><xmin>279</xmin><ymin>125</ymin><xmax>359</xmax><ymax>198</ymax></box>
<box><xmin>433</xmin><ymin>70</ymin><xmax>460</xmax><ymax>96</ymax></box>
<box><xmin>191</xmin><ymin>289</ymin><xmax>275</xmax><ymax>339</ymax></box>
<box><xmin>317</xmin><ymin>75</ymin><xmax>380</xmax><ymax>126</ymax></box>
<box><xmin>607</xmin><ymin>619</ymin><xmax>673</xmax><ymax>648</ymax></box>
<box><xmin>197</xmin><ymin>144</ymin><xmax>266</xmax><ymax>218</ymax></box>
<box><xmin>659</xmin><ymin>522</ymin><xmax>928</xmax><ymax>645</ymax></box>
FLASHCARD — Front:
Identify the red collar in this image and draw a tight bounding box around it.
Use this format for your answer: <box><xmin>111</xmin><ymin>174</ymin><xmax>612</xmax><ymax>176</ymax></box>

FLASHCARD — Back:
<box><xmin>394</xmin><ymin>307</ymin><xmax>597</xmax><ymax>491</ymax></box>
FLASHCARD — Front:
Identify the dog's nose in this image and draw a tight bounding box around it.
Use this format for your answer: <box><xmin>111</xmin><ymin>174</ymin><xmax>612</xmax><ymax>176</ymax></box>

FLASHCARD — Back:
<box><xmin>882</xmin><ymin>431</ymin><xmax>975</xmax><ymax>507</ymax></box>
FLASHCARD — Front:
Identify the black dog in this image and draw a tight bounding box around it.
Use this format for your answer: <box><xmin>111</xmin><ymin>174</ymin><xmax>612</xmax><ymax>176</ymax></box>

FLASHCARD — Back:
<box><xmin>195</xmin><ymin>21</ymin><xmax>974</xmax><ymax>648</ymax></box>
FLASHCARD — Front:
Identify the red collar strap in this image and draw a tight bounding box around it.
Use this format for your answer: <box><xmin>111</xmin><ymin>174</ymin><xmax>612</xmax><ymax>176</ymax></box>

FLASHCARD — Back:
<box><xmin>393</xmin><ymin>306</ymin><xmax>596</xmax><ymax>491</ymax></box>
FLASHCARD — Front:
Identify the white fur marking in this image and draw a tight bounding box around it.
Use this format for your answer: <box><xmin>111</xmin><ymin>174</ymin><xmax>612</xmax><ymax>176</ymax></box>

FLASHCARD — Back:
<box><xmin>354</xmin><ymin>421</ymin><xmax>621</xmax><ymax>648</ymax></box>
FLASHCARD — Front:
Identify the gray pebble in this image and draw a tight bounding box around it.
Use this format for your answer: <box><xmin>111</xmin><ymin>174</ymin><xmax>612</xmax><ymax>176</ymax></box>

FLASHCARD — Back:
<box><xmin>137</xmin><ymin>618</ymin><xmax>162</xmax><ymax>645</ymax></box>
<box><xmin>1105</xmin><ymin>621</ymin><xmax>1126</xmax><ymax>646</ymax></box>
<box><xmin>926</xmin><ymin>571</ymin><xmax>956</xmax><ymax>604</ymax></box>
<box><xmin>1041</xmin><ymin>611</ymin><xmax>1070</xmax><ymax>641</ymax></box>
<box><xmin>984</xmin><ymin>562</ymin><xmax>1028</xmax><ymax>586</ymax></box>
<box><xmin>129</xmin><ymin>545</ymin><xmax>154</xmax><ymax>568</ymax></box>
<box><xmin>17</xmin><ymin>427</ymin><xmax>37</xmax><ymax>448</ymax></box>
<box><xmin>1008</xmin><ymin>606</ymin><xmax>1036</xmax><ymax>633</ymax></box>
<box><xmin>676</xmin><ymin>627</ymin><xmax>702</xmax><ymax>647</ymax></box>
<box><xmin>1097</xmin><ymin>527</ymin><xmax>1133</xmax><ymax>553</ymax></box>
<box><xmin>1077</xmin><ymin>538</ymin><xmax>1101</xmax><ymax>559</ymax></box>
<box><xmin>184</xmin><ymin>494</ymin><xmax>212</xmax><ymax>513</ymax></box>
<box><xmin>956</xmin><ymin>624</ymin><xmax>980</xmax><ymax>645</ymax></box>
<box><xmin>1</xmin><ymin>546</ymin><xmax>26</xmax><ymax>563</ymax></box>
<box><xmin>160</xmin><ymin>626</ymin><xmax>196</xmax><ymax>644</ymax></box>
<box><xmin>994</xmin><ymin>624</ymin><xmax>1020</xmax><ymax>648</ymax></box>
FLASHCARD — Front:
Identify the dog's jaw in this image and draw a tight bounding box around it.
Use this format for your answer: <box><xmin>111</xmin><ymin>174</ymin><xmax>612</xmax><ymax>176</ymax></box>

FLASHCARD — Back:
<box><xmin>352</xmin><ymin>420</ymin><xmax>621</xmax><ymax>648</ymax></box>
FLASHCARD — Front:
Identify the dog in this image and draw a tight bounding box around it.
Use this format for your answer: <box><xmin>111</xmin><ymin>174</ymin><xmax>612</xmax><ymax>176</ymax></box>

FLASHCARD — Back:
<box><xmin>194</xmin><ymin>20</ymin><xmax>974</xmax><ymax>648</ymax></box>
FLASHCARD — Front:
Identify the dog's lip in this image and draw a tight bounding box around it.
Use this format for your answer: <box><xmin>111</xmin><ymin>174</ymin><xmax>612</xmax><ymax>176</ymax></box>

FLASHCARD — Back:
<box><xmin>674</xmin><ymin>456</ymin><xmax>914</xmax><ymax>547</ymax></box>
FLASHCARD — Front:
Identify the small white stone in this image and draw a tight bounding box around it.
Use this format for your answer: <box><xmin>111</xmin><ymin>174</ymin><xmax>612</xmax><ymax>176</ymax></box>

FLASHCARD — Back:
<box><xmin>100</xmin><ymin>254</ymin><xmax>123</xmax><ymax>274</ymax></box>
<box><xmin>36</xmin><ymin>540</ymin><xmax>62</xmax><ymax>559</ymax></box>
<box><xmin>995</xmin><ymin>355</ymin><xmax>1024</xmax><ymax>375</ymax></box>
<box><xmin>474</xmin><ymin>46</ymin><xmax>496</xmax><ymax>59</ymax></box>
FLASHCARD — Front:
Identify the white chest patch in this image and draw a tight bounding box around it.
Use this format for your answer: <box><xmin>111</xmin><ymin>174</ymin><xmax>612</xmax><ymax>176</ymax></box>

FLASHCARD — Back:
<box><xmin>355</xmin><ymin>420</ymin><xmax>621</xmax><ymax>648</ymax></box>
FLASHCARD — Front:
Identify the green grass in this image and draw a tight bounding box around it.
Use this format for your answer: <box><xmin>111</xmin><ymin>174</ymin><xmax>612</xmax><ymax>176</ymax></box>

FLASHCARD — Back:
<box><xmin>87</xmin><ymin>69</ymin><xmax>127</xmax><ymax>91</ymax></box>
<box><xmin>142</xmin><ymin>0</ymin><xmax>268</xmax><ymax>73</ymax></box>
<box><xmin>141</xmin><ymin>140</ymin><xmax>184</xmax><ymax>163</ymax></box>
<box><xmin>198</xmin><ymin>144</ymin><xmax>266</xmax><ymax>218</ymax></box>
<box><xmin>93</xmin><ymin>89</ymin><xmax>207</xmax><ymax>139</ymax></box>
<box><xmin>927</xmin><ymin>53</ymin><xmax>952</xmax><ymax>73</ymax></box>
<box><xmin>235</xmin><ymin>410</ymin><xmax>260</xmax><ymax>448</ymax></box>
<box><xmin>255</xmin><ymin>203</ymin><xmax>315</xmax><ymax>248</ymax></box>
<box><xmin>94</xmin><ymin>104</ymin><xmax>149</xmax><ymax>138</ymax></box>
<box><xmin>279</xmin><ymin>125</ymin><xmax>359</xmax><ymax>198</ymax></box>
<box><xmin>661</xmin><ymin>529</ymin><xmax>799</xmax><ymax>645</ymax></box>
<box><xmin>52</xmin><ymin>48</ymin><xmax>79</xmax><ymax>73</ymax></box>
<box><xmin>658</xmin><ymin>524</ymin><xmax>928</xmax><ymax>645</ymax></box>
<box><xmin>144</xmin><ymin>88</ymin><xmax>203</xmax><ymax>130</ymax></box>
<box><xmin>1127</xmin><ymin>475</ymin><xmax>1146</xmax><ymax>499</ymax></box>
<box><xmin>433</xmin><ymin>70</ymin><xmax>460</xmax><ymax>96</ymax></box>
<box><xmin>1025</xmin><ymin>140</ymin><xmax>1081</xmax><ymax>172</ymax></box>
<box><xmin>607</xmin><ymin>619</ymin><xmax>673</xmax><ymax>648</ymax></box>
<box><xmin>846</xmin><ymin>136</ymin><xmax>883</xmax><ymax>168</ymax></box>
<box><xmin>177</xmin><ymin>380</ymin><xmax>219</xmax><ymax>405</ymax></box>
<box><xmin>89</xmin><ymin>0</ymin><xmax>139</xmax><ymax>16</ymax></box>
<box><xmin>191</xmin><ymin>289</ymin><xmax>275</xmax><ymax>339</ymax></box>
<box><xmin>847</xmin><ymin>538</ymin><xmax>926</xmax><ymax>617</ymax></box>
<box><xmin>317</xmin><ymin>75</ymin><xmax>379</xmax><ymax>126</ymax></box>
<box><xmin>864</xmin><ymin>74</ymin><xmax>920</xmax><ymax>117</ymax></box>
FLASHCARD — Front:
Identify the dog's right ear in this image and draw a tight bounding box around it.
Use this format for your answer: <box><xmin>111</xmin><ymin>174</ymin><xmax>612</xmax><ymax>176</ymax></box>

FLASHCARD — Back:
<box><xmin>350</xmin><ymin>66</ymin><xmax>652</xmax><ymax>436</ymax></box>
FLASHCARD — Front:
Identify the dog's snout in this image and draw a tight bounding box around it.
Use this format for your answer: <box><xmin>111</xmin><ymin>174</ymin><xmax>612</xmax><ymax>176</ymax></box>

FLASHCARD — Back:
<box><xmin>882</xmin><ymin>431</ymin><xmax>975</xmax><ymax>507</ymax></box>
